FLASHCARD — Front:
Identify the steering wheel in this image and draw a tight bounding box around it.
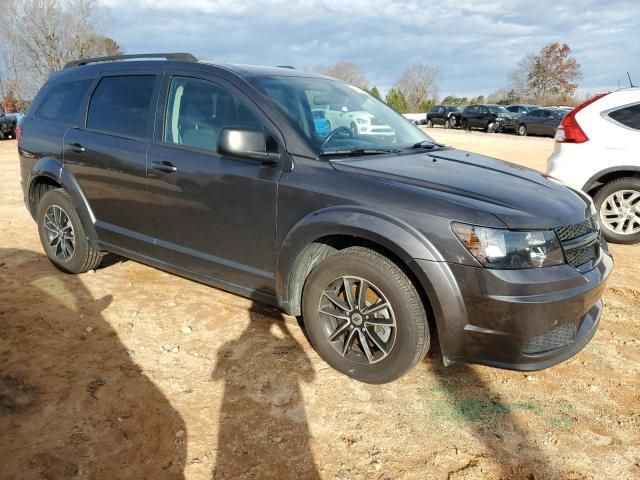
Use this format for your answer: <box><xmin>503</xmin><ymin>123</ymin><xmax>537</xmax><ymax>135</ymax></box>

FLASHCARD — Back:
<box><xmin>322</xmin><ymin>126</ymin><xmax>354</xmax><ymax>147</ymax></box>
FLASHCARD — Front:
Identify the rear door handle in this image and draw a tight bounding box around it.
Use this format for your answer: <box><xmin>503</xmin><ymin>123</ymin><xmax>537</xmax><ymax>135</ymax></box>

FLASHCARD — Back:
<box><xmin>66</xmin><ymin>143</ymin><xmax>85</xmax><ymax>153</ymax></box>
<box><xmin>151</xmin><ymin>161</ymin><xmax>178</xmax><ymax>173</ymax></box>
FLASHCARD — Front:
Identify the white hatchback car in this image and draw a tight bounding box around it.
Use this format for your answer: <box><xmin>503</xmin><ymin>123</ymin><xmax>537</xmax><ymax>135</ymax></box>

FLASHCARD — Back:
<box><xmin>547</xmin><ymin>87</ymin><xmax>640</xmax><ymax>244</ymax></box>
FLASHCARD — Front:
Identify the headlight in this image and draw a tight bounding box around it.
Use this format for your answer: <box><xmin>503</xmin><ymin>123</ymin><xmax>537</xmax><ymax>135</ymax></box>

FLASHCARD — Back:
<box><xmin>452</xmin><ymin>223</ymin><xmax>564</xmax><ymax>269</ymax></box>
<box><xmin>357</xmin><ymin>118</ymin><xmax>369</xmax><ymax>125</ymax></box>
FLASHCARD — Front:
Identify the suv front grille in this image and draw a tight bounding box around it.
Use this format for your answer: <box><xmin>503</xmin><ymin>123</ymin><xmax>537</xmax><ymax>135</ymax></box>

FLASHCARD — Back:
<box><xmin>521</xmin><ymin>322</ymin><xmax>577</xmax><ymax>354</ymax></box>
<box><xmin>555</xmin><ymin>217</ymin><xmax>595</xmax><ymax>242</ymax></box>
<box><xmin>554</xmin><ymin>217</ymin><xmax>600</xmax><ymax>269</ymax></box>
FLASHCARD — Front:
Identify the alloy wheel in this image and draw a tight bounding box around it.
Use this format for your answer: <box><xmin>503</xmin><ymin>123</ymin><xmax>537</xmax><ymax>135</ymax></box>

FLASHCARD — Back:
<box><xmin>600</xmin><ymin>189</ymin><xmax>640</xmax><ymax>235</ymax></box>
<box><xmin>43</xmin><ymin>205</ymin><xmax>76</xmax><ymax>261</ymax></box>
<box><xmin>318</xmin><ymin>276</ymin><xmax>396</xmax><ymax>365</ymax></box>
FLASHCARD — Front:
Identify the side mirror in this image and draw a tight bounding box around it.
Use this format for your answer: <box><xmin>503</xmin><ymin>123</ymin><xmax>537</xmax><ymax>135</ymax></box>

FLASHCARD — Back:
<box><xmin>217</xmin><ymin>128</ymin><xmax>281</xmax><ymax>163</ymax></box>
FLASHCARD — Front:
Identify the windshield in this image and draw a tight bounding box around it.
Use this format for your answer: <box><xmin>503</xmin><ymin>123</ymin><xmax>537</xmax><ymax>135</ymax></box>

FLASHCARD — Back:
<box><xmin>248</xmin><ymin>75</ymin><xmax>434</xmax><ymax>155</ymax></box>
<box><xmin>488</xmin><ymin>106</ymin><xmax>510</xmax><ymax>114</ymax></box>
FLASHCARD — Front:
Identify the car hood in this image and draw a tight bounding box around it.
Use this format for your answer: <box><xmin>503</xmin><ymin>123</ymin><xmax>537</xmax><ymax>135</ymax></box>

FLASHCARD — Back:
<box><xmin>330</xmin><ymin>147</ymin><xmax>591</xmax><ymax>229</ymax></box>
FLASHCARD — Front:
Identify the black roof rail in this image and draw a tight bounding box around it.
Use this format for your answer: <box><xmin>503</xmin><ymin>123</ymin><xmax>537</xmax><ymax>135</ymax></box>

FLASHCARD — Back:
<box><xmin>276</xmin><ymin>65</ymin><xmax>295</xmax><ymax>69</ymax></box>
<box><xmin>64</xmin><ymin>52</ymin><xmax>198</xmax><ymax>69</ymax></box>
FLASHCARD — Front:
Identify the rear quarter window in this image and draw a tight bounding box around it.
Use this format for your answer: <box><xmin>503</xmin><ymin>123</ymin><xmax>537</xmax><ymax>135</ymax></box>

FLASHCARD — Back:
<box><xmin>87</xmin><ymin>75</ymin><xmax>156</xmax><ymax>139</ymax></box>
<box><xmin>34</xmin><ymin>79</ymin><xmax>92</xmax><ymax>124</ymax></box>
<box><xmin>608</xmin><ymin>103</ymin><xmax>640</xmax><ymax>130</ymax></box>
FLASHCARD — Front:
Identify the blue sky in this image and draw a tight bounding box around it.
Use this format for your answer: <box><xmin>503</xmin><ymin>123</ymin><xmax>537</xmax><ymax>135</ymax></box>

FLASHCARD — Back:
<box><xmin>98</xmin><ymin>0</ymin><xmax>640</xmax><ymax>98</ymax></box>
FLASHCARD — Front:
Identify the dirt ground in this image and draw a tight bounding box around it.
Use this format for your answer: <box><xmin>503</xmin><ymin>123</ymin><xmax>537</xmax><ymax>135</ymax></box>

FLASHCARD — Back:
<box><xmin>0</xmin><ymin>130</ymin><xmax>638</xmax><ymax>480</ymax></box>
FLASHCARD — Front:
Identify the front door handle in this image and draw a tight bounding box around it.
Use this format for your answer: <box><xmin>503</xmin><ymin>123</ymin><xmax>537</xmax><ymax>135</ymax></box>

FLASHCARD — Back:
<box><xmin>66</xmin><ymin>143</ymin><xmax>85</xmax><ymax>153</ymax></box>
<box><xmin>151</xmin><ymin>161</ymin><xmax>178</xmax><ymax>173</ymax></box>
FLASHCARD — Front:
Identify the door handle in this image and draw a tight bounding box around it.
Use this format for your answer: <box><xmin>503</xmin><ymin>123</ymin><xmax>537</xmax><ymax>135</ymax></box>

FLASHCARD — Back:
<box><xmin>66</xmin><ymin>143</ymin><xmax>85</xmax><ymax>153</ymax></box>
<box><xmin>151</xmin><ymin>161</ymin><xmax>178</xmax><ymax>173</ymax></box>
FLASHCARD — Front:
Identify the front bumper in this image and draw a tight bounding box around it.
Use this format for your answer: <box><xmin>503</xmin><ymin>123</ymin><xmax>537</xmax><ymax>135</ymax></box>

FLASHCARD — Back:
<box><xmin>411</xmin><ymin>249</ymin><xmax>613</xmax><ymax>371</ymax></box>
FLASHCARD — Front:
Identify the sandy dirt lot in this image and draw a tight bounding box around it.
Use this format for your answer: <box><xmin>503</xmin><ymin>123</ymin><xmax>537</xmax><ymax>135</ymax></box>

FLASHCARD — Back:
<box><xmin>1</xmin><ymin>130</ymin><xmax>638</xmax><ymax>480</ymax></box>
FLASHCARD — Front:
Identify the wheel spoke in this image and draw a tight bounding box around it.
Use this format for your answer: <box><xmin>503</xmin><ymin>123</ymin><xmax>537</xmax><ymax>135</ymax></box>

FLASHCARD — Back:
<box><xmin>322</xmin><ymin>289</ymin><xmax>350</xmax><ymax>312</ymax></box>
<box><xmin>62</xmin><ymin>239</ymin><xmax>73</xmax><ymax>260</ymax></box>
<box><xmin>363</xmin><ymin>300</ymin><xmax>390</xmax><ymax>315</ymax></box>
<box><xmin>357</xmin><ymin>279</ymin><xmax>368</xmax><ymax>311</ymax></box>
<box><xmin>627</xmin><ymin>192</ymin><xmax>640</xmax><ymax>205</ymax></box>
<box><xmin>364</xmin><ymin>316</ymin><xmax>394</xmax><ymax>327</ymax></box>
<box><xmin>357</xmin><ymin>329</ymin><xmax>374</xmax><ymax>363</ymax></box>
<box><xmin>364</xmin><ymin>328</ymin><xmax>388</xmax><ymax>355</ymax></box>
<box><xmin>341</xmin><ymin>329</ymin><xmax>358</xmax><ymax>357</ymax></box>
<box><xmin>49</xmin><ymin>235</ymin><xmax>60</xmax><ymax>247</ymax></box>
<box><xmin>328</xmin><ymin>321</ymin><xmax>350</xmax><ymax>342</ymax></box>
<box><xmin>342</xmin><ymin>277</ymin><xmax>356</xmax><ymax>310</ymax></box>
<box><xmin>320</xmin><ymin>306</ymin><xmax>350</xmax><ymax>321</ymax></box>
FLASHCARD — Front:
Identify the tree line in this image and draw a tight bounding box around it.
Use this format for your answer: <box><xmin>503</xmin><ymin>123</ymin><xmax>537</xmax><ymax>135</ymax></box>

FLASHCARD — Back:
<box><xmin>316</xmin><ymin>42</ymin><xmax>583</xmax><ymax>113</ymax></box>
<box><xmin>0</xmin><ymin>0</ymin><xmax>121</xmax><ymax>113</ymax></box>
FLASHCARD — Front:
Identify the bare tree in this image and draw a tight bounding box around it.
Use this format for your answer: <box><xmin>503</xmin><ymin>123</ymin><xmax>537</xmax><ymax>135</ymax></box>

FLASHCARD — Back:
<box><xmin>314</xmin><ymin>61</ymin><xmax>369</xmax><ymax>89</ymax></box>
<box><xmin>0</xmin><ymin>0</ymin><xmax>121</xmax><ymax>103</ymax></box>
<box><xmin>394</xmin><ymin>64</ymin><xmax>441</xmax><ymax>112</ymax></box>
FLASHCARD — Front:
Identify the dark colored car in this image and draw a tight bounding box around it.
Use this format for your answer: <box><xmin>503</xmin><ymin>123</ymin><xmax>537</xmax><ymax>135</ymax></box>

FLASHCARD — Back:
<box><xmin>425</xmin><ymin>105</ymin><xmax>461</xmax><ymax>128</ymax></box>
<box><xmin>507</xmin><ymin>104</ymin><xmax>542</xmax><ymax>116</ymax></box>
<box><xmin>19</xmin><ymin>53</ymin><xmax>612</xmax><ymax>383</ymax></box>
<box><xmin>460</xmin><ymin>104</ymin><xmax>517</xmax><ymax>132</ymax></box>
<box><xmin>0</xmin><ymin>112</ymin><xmax>20</xmax><ymax>139</ymax></box>
<box><xmin>516</xmin><ymin>108</ymin><xmax>569</xmax><ymax>137</ymax></box>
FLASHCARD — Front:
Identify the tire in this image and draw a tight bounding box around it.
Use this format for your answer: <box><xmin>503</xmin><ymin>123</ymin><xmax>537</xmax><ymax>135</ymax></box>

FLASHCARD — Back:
<box><xmin>462</xmin><ymin>119</ymin><xmax>470</xmax><ymax>131</ymax></box>
<box><xmin>444</xmin><ymin>119</ymin><xmax>451</xmax><ymax>129</ymax></box>
<box><xmin>518</xmin><ymin>125</ymin><xmax>528</xmax><ymax>136</ymax></box>
<box><xmin>302</xmin><ymin>247</ymin><xmax>430</xmax><ymax>383</ymax></box>
<box><xmin>593</xmin><ymin>177</ymin><xmax>640</xmax><ymax>244</ymax></box>
<box><xmin>36</xmin><ymin>189</ymin><xmax>103</xmax><ymax>273</ymax></box>
<box><xmin>426</xmin><ymin>119</ymin><xmax>433</xmax><ymax>128</ymax></box>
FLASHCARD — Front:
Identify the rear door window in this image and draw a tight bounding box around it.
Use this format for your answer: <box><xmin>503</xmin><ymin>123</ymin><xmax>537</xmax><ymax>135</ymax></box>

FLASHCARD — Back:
<box><xmin>608</xmin><ymin>104</ymin><xmax>640</xmax><ymax>130</ymax></box>
<box><xmin>87</xmin><ymin>75</ymin><xmax>157</xmax><ymax>139</ymax></box>
<box><xmin>34</xmin><ymin>79</ymin><xmax>92</xmax><ymax>124</ymax></box>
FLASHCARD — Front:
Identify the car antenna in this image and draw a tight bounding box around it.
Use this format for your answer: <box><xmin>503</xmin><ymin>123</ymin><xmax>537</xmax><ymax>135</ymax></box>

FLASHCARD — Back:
<box><xmin>627</xmin><ymin>72</ymin><xmax>635</xmax><ymax>88</ymax></box>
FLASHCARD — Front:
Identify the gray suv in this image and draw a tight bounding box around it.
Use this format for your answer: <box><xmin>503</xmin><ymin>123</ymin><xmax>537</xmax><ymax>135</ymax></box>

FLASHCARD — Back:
<box><xmin>18</xmin><ymin>53</ymin><xmax>613</xmax><ymax>383</ymax></box>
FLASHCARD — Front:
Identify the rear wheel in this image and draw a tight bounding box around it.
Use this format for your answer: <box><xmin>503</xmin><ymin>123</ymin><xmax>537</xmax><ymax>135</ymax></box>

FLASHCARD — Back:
<box><xmin>37</xmin><ymin>189</ymin><xmax>103</xmax><ymax>273</ymax></box>
<box><xmin>518</xmin><ymin>124</ymin><xmax>528</xmax><ymax>136</ymax></box>
<box><xmin>302</xmin><ymin>247</ymin><xmax>430</xmax><ymax>383</ymax></box>
<box><xmin>444</xmin><ymin>119</ymin><xmax>452</xmax><ymax>129</ymax></box>
<box><xmin>594</xmin><ymin>178</ymin><xmax>640</xmax><ymax>244</ymax></box>
<box><xmin>426</xmin><ymin>119</ymin><xmax>433</xmax><ymax>128</ymax></box>
<box><xmin>462</xmin><ymin>119</ymin><xmax>470</xmax><ymax>131</ymax></box>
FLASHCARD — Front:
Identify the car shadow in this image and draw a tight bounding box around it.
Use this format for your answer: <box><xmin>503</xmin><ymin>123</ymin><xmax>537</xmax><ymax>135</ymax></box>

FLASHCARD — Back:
<box><xmin>211</xmin><ymin>302</ymin><xmax>320</xmax><ymax>479</ymax></box>
<box><xmin>428</xmin><ymin>341</ymin><xmax>563</xmax><ymax>478</ymax></box>
<box><xmin>0</xmin><ymin>248</ymin><xmax>186</xmax><ymax>479</ymax></box>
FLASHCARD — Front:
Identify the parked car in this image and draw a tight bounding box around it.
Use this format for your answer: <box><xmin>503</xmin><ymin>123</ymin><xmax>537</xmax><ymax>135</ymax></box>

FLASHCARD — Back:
<box><xmin>402</xmin><ymin>113</ymin><xmax>426</xmax><ymax>125</ymax></box>
<box><xmin>0</xmin><ymin>112</ymin><xmax>22</xmax><ymax>139</ymax></box>
<box><xmin>460</xmin><ymin>104</ymin><xmax>517</xmax><ymax>132</ymax></box>
<box><xmin>19</xmin><ymin>53</ymin><xmax>612</xmax><ymax>383</ymax></box>
<box><xmin>425</xmin><ymin>105</ymin><xmax>462</xmax><ymax>128</ymax></box>
<box><xmin>315</xmin><ymin>104</ymin><xmax>395</xmax><ymax>139</ymax></box>
<box><xmin>516</xmin><ymin>108</ymin><xmax>568</xmax><ymax>137</ymax></box>
<box><xmin>506</xmin><ymin>104</ymin><xmax>542</xmax><ymax>116</ymax></box>
<box><xmin>548</xmin><ymin>88</ymin><xmax>640</xmax><ymax>244</ymax></box>
<box><xmin>312</xmin><ymin>110</ymin><xmax>332</xmax><ymax>138</ymax></box>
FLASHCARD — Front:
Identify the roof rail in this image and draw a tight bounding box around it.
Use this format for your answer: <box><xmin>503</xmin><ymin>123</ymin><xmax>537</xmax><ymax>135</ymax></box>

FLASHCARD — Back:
<box><xmin>276</xmin><ymin>65</ymin><xmax>295</xmax><ymax>69</ymax></box>
<box><xmin>64</xmin><ymin>53</ymin><xmax>198</xmax><ymax>69</ymax></box>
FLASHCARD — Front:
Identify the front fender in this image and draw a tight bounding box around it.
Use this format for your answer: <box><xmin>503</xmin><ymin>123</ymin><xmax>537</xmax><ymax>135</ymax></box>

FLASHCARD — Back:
<box><xmin>275</xmin><ymin>206</ymin><xmax>444</xmax><ymax>315</ymax></box>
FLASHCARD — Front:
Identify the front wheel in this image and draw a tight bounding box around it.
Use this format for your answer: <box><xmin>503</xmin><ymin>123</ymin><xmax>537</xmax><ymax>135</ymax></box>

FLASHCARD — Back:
<box><xmin>518</xmin><ymin>124</ymin><xmax>528</xmax><ymax>136</ymax></box>
<box><xmin>426</xmin><ymin>119</ymin><xmax>433</xmax><ymax>128</ymax></box>
<box><xmin>37</xmin><ymin>189</ymin><xmax>104</xmax><ymax>273</ymax></box>
<box><xmin>302</xmin><ymin>247</ymin><xmax>430</xmax><ymax>383</ymax></box>
<box><xmin>594</xmin><ymin>178</ymin><xmax>640</xmax><ymax>244</ymax></box>
<box><xmin>462</xmin><ymin>119</ymin><xmax>470</xmax><ymax>131</ymax></box>
<box><xmin>444</xmin><ymin>119</ymin><xmax>452</xmax><ymax>129</ymax></box>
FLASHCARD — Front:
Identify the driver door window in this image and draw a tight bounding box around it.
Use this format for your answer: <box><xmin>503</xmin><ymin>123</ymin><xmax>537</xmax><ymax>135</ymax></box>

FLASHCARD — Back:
<box><xmin>164</xmin><ymin>77</ymin><xmax>263</xmax><ymax>152</ymax></box>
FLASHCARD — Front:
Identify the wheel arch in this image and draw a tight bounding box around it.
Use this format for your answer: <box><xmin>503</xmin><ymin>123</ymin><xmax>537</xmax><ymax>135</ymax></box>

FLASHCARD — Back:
<box><xmin>28</xmin><ymin>159</ymin><xmax>99</xmax><ymax>247</ymax></box>
<box><xmin>275</xmin><ymin>207</ymin><xmax>443</xmax><ymax>319</ymax></box>
<box><xmin>583</xmin><ymin>166</ymin><xmax>640</xmax><ymax>195</ymax></box>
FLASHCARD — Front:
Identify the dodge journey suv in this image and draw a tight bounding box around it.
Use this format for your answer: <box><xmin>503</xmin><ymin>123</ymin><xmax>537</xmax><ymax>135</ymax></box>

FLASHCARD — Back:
<box><xmin>19</xmin><ymin>53</ymin><xmax>613</xmax><ymax>383</ymax></box>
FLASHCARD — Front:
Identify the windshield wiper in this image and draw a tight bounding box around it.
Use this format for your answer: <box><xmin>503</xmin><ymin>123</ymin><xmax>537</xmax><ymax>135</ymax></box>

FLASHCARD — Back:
<box><xmin>319</xmin><ymin>148</ymin><xmax>399</xmax><ymax>157</ymax></box>
<box><xmin>409</xmin><ymin>140</ymin><xmax>444</xmax><ymax>149</ymax></box>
